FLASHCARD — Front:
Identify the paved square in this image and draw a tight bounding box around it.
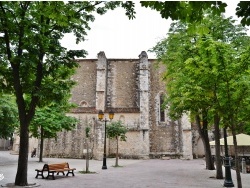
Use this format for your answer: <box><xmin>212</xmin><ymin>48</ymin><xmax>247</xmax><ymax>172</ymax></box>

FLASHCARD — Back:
<box><xmin>1</xmin><ymin>151</ymin><xmax>250</xmax><ymax>188</ymax></box>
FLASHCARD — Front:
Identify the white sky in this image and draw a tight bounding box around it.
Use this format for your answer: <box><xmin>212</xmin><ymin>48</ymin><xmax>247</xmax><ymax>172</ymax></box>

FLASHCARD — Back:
<box><xmin>61</xmin><ymin>1</ymin><xmax>243</xmax><ymax>59</ymax></box>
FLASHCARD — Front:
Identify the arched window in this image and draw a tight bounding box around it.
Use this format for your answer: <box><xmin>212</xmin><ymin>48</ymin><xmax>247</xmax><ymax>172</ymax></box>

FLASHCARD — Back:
<box><xmin>79</xmin><ymin>100</ymin><xmax>88</xmax><ymax>107</ymax></box>
<box><xmin>119</xmin><ymin>115</ymin><xmax>125</xmax><ymax>124</ymax></box>
<box><xmin>160</xmin><ymin>94</ymin><xmax>165</xmax><ymax>122</ymax></box>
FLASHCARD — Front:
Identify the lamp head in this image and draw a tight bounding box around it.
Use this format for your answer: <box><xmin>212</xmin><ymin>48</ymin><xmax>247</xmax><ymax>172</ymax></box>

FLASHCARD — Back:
<box><xmin>98</xmin><ymin>110</ymin><xmax>104</xmax><ymax>120</ymax></box>
<box><xmin>109</xmin><ymin>110</ymin><xmax>114</xmax><ymax>120</ymax></box>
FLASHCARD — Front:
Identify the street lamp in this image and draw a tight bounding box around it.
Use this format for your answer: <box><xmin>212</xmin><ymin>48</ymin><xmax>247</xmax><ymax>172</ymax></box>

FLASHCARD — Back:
<box><xmin>98</xmin><ymin>109</ymin><xmax>114</xmax><ymax>169</ymax></box>
<box><xmin>223</xmin><ymin>127</ymin><xmax>234</xmax><ymax>187</ymax></box>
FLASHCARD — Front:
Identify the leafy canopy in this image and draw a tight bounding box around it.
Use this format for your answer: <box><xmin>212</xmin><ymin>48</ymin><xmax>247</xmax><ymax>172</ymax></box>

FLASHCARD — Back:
<box><xmin>0</xmin><ymin>1</ymin><xmax>135</xmax><ymax>115</ymax></box>
<box><xmin>30</xmin><ymin>104</ymin><xmax>78</xmax><ymax>139</ymax></box>
<box><xmin>0</xmin><ymin>1</ymin><xmax>135</xmax><ymax>186</ymax></box>
<box><xmin>141</xmin><ymin>1</ymin><xmax>250</xmax><ymax>26</ymax></box>
<box><xmin>150</xmin><ymin>13</ymin><xmax>250</xmax><ymax>131</ymax></box>
<box><xmin>141</xmin><ymin>1</ymin><xmax>226</xmax><ymax>23</ymax></box>
<box><xmin>107</xmin><ymin>120</ymin><xmax>127</xmax><ymax>141</ymax></box>
<box><xmin>0</xmin><ymin>95</ymin><xmax>18</xmax><ymax>139</ymax></box>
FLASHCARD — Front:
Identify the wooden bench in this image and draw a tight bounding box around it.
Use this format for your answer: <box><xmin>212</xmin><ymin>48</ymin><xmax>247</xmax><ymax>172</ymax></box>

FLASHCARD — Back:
<box><xmin>35</xmin><ymin>162</ymin><xmax>76</xmax><ymax>180</ymax></box>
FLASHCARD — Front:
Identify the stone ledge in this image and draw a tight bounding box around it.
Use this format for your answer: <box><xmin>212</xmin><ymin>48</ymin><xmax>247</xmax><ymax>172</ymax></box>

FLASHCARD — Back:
<box><xmin>70</xmin><ymin>107</ymin><xmax>140</xmax><ymax>113</ymax></box>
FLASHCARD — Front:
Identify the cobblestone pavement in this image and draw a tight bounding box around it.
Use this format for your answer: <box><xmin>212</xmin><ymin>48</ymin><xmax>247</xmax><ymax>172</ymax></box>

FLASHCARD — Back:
<box><xmin>1</xmin><ymin>150</ymin><xmax>250</xmax><ymax>188</ymax></box>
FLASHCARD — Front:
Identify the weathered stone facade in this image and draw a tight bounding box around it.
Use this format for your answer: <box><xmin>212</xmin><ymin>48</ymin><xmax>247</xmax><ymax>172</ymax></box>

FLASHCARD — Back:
<box><xmin>0</xmin><ymin>138</ymin><xmax>11</xmax><ymax>150</ymax></box>
<box><xmin>42</xmin><ymin>51</ymin><xmax>193</xmax><ymax>160</ymax></box>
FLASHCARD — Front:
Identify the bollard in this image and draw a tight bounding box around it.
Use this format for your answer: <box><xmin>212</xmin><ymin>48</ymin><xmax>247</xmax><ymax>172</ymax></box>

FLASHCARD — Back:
<box><xmin>242</xmin><ymin>158</ymin><xmax>246</xmax><ymax>174</ymax></box>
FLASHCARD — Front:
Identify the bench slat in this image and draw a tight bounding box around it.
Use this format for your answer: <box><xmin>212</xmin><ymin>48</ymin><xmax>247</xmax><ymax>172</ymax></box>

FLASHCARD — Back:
<box><xmin>48</xmin><ymin>162</ymin><xmax>67</xmax><ymax>170</ymax></box>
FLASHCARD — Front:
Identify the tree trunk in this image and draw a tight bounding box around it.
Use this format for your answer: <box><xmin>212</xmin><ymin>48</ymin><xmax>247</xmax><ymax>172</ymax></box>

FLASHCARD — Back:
<box><xmin>14</xmin><ymin>94</ymin><xmax>38</xmax><ymax>186</ymax></box>
<box><xmin>196</xmin><ymin>114</ymin><xmax>215</xmax><ymax>170</ymax></box>
<box><xmin>214</xmin><ymin>114</ymin><xmax>223</xmax><ymax>179</ymax></box>
<box><xmin>232</xmin><ymin>126</ymin><xmax>242</xmax><ymax>188</ymax></box>
<box><xmin>86</xmin><ymin>139</ymin><xmax>89</xmax><ymax>173</ymax></box>
<box><xmin>203</xmin><ymin>132</ymin><xmax>215</xmax><ymax>170</ymax></box>
<box><xmin>115</xmin><ymin>136</ymin><xmax>119</xmax><ymax>167</ymax></box>
<box><xmin>14</xmin><ymin>121</ymin><xmax>29</xmax><ymax>186</ymax></box>
<box><xmin>39</xmin><ymin>126</ymin><xmax>44</xmax><ymax>162</ymax></box>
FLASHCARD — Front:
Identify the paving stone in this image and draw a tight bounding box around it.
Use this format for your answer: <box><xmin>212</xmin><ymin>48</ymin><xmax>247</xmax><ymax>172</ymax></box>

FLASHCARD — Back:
<box><xmin>1</xmin><ymin>151</ymin><xmax>249</xmax><ymax>188</ymax></box>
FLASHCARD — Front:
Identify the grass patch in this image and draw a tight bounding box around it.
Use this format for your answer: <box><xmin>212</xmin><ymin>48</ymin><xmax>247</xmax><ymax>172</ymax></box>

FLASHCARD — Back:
<box><xmin>78</xmin><ymin>170</ymin><xmax>97</xmax><ymax>174</ymax></box>
<box><xmin>112</xmin><ymin>165</ymin><xmax>123</xmax><ymax>168</ymax></box>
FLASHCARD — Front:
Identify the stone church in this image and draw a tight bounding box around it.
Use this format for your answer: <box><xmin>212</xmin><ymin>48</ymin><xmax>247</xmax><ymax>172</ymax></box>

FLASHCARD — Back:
<box><xmin>39</xmin><ymin>51</ymin><xmax>196</xmax><ymax>160</ymax></box>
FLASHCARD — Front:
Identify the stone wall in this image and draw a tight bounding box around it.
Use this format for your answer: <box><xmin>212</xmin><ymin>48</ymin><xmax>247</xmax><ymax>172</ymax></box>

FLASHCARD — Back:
<box><xmin>70</xmin><ymin>59</ymin><xmax>97</xmax><ymax>107</ymax></box>
<box><xmin>148</xmin><ymin>61</ymin><xmax>183</xmax><ymax>158</ymax></box>
<box><xmin>42</xmin><ymin>51</ymin><xmax>193</xmax><ymax>160</ymax></box>
<box><xmin>105</xmin><ymin>112</ymin><xmax>149</xmax><ymax>159</ymax></box>
<box><xmin>0</xmin><ymin>139</ymin><xmax>11</xmax><ymax>150</ymax></box>
<box><xmin>43</xmin><ymin>114</ymin><xmax>97</xmax><ymax>159</ymax></box>
<box><xmin>11</xmin><ymin>134</ymin><xmax>38</xmax><ymax>154</ymax></box>
<box><xmin>43</xmin><ymin>113</ymin><xmax>147</xmax><ymax>159</ymax></box>
<box><xmin>109</xmin><ymin>131</ymin><xmax>148</xmax><ymax>159</ymax></box>
<box><xmin>107</xmin><ymin>60</ymin><xmax>139</xmax><ymax>108</ymax></box>
<box><xmin>181</xmin><ymin>113</ymin><xmax>193</xmax><ymax>159</ymax></box>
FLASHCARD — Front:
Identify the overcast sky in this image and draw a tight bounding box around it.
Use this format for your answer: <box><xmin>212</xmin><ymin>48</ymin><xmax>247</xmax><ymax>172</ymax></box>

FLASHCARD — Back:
<box><xmin>61</xmin><ymin>1</ymin><xmax>244</xmax><ymax>59</ymax></box>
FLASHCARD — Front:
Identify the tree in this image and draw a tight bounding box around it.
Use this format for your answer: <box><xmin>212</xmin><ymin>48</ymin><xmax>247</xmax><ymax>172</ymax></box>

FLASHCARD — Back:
<box><xmin>150</xmin><ymin>14</ymin><xmax>250</xmax><ymax>186</ymax></box>
<box><xmin>0</xmin><ymin>1</ymin><xmax>135</xmax><ymax>186</ymax></box>
<box><xmin>187</xmin><ymin>38</ymin><xmax>249</xmax><ymax>186</ymax></box>
<box><xmin>213</xmin><ymin>42</ymin><xmax>250</xmax><ymax>188</ymax></box>
<box><xmin>141</xmin><ymin>1</ymin><xmax>226</xmax><ymax>23</ymax></box>
<box><xmin>141</xmin><ymin>1</ymin><xmax>250</xmax><ymax>26</ymax></box>
<box><xmin>150</xmin><ymin>21</ymin><xmax>215</xmax><ymax>171</ymax></box>
<box><xmin>236</xmin><ymin>1</ymin><xmax>250</xmax><ymax>26</ymax></box>
<box><xmin>30</xmin><ymin>104</ymin><xmax>78</xmax><ymax>162</ymax></box>
<box><xmin>85</xmin><ymin>126</ymin><xmax>91</xmax><ymax>173</ymax></box>
<box><xmin>107</xmin><ymin>121</ymin><xmax>127</xmax><ymax>167</ymax></box>
<box><xmin>0</xmin><ymin>95</ymin><xmax>18</xmax><ymax>139</ymax></box>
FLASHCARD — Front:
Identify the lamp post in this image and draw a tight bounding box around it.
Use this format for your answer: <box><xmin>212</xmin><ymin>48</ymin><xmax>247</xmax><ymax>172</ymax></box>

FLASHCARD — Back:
<box><xmin>98</xmin><ymin>109</ymin><xmax>114</xmax><ymax>169</ymax></box>
<box><xmin>223</xmin><ymin>127</ymin><xmax>234</xmax><ymax>187</ymax></box>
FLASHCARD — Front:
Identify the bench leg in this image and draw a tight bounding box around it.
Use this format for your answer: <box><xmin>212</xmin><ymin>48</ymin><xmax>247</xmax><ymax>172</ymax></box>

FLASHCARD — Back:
<box><xmin>35</xmin><ymin>171</ymin><xmax>44</xmax><ymax>179</ymax></box>
<box><xmin>66</xmin><ymin>170</ymin><xmax>75</xmax><ymax>176</ymax></box>
<box><xmin>46</xmin><ymin>172</ymin><xmax>55</xmax><ymax>180</ymax></box>
<box><xmin>57</xmin><ymin>171</ymin><xmax>65</xmax><ymax>176</ymax></box>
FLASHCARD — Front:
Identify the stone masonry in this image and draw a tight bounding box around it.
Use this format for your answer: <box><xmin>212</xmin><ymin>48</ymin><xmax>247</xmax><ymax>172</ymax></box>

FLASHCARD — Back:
<box><xmin>42</xmin><ymin>51</ymin><xmax>193</xmax><ymax>160</ymax></box>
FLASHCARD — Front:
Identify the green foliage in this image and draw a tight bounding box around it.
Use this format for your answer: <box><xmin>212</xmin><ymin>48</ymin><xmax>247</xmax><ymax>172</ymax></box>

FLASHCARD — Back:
<box><xmin>141</xmin><ymin>1</ymin><xmax>226</xmax><ymax>23</ymax></box>
<box><xmin>236</xmin><ymin>1</ymin><xmax>250</xmax><ymax>26</ymax></box>
<box><xmin>0</xmin><ymin>95</ymin><xmax>18</xmax><ymax>139</ymax></box>
<box><xmin>78</xmin><ymin>170</ymin><xmax>96</xmax><ymax>174</ymax></box>
<box><xmin>141</xmin><ymin>1</ymin><xmax>250</xmax><ymax>26</ymax></box>
<box><xmin>85</xmin><ymin>126</ymin><xmax>90</xmax><ymax>138</ymax></box>
<box><xmin>151</xmin><ymin>14</ymin><xmax>250</xmax><ymax>178</ymax></box>
<box><xmin>0</xmin><ymin>1</ymin><xmax>136</xmax><ymax>122</ymax></box>
<box><xmin>150</xmin><ymin>13</ymin><xmax>250</xmax><ymax>129</ymax></box>
<box><xmin>0</xmin><ymin>1</ymin><xmax>135</xmax><ymax>185</ymax></box>
<box><xmin>30</xmin><ymin>104</ymin><xmax>78</xmax><ymax>139</ymax></box>
<box><xmin>107</xmin><ymin>120</ymin><xmax>127</xmax><ymax>141</ymax></box>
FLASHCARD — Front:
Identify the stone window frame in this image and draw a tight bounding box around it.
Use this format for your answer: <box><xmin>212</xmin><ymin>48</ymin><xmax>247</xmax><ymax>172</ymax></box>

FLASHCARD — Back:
<box><xmin>75</xmin><ymin>117</ymin><xmax>81</xmax><ymax>130</ymax></box>
<box><xmin>156</xmin><ymin>92</ymin><xmax>171</xmax><ymax>125</ymax></box>
<box><xmin>159</xmin><ymin>94</ymin><xmax>165</xmax><ymax>122</ymax></box>
<box><xmin>79</xmin><ymin>100</ymin><xmax>89</xmax><ymax>107</ymax></box>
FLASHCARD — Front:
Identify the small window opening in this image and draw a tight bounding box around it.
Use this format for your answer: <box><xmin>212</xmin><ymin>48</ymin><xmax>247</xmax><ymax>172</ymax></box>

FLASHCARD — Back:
<box><xmin>160</xmin><ymin>94</ymin><xmax>165</xmax><ymax>122</ymax></box>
